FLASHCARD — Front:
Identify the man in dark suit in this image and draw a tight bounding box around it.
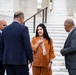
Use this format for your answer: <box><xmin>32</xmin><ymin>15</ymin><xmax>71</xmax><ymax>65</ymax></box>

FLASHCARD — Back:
<box><xmin>1</xmin><ymin>11</ymin><xmax>33</xmax><ymax>75</ymax></box>
<box><xmin>0</xmin><ymin>20</ymin><xmax>7</xmax><ymax>75</ymax></box>
<box><xmin>60</xmin><ymin>18</ymin><xmax>76</xmax><ymax>75</ymax></box>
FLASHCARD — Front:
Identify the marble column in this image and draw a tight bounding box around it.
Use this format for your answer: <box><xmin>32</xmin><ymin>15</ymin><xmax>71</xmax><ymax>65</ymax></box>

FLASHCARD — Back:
<box><xmin>67</xmin><ymin>0</ymin><xmax>74</xmax><ymax>16</ymax></box>
<box><xmin>72</xmin><ymin>0</ymin><xmax>76</xmax><ymax>23</ymax></box>
<box><xmin>47</xmin><ymin>0</ymin><xmax>69</xmax><ymax>24</ymax></box>
<box><xmin>74</xmin><ymin>0</ymin><xmax>76</xmax><ymax>12</ymax></box>
<box><xmin>73</xmin><ymin>0</ymin><xmax>76</xmax><ymax>16</ymax></box>
<box><xmin>52</xmin><ymin>0</ymin><xmax>68</xmax><ymax>15</ymax></box>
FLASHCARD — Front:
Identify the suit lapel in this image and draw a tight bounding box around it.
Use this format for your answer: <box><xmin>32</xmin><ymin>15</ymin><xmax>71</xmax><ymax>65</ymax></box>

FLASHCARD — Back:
<box><xmin>64</xmin><ymin>27</ymin><xmax>76</xmax><ymax>48</ymax></box>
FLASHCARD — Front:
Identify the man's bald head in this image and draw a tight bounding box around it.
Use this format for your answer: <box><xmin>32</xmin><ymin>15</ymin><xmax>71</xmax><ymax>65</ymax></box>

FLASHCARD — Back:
<box><xmin>0</xmin><ymin>20</ymin><xmax>7</xmax><ymax>30</ymax></box>
<box><xmin>64</xmin><ymin>18</ymin><xmax>75</xmax><ymax>26</ymax></box>
<box><xmin>64</xmin><ymin>18</ymin><xmax>75</xmax><ymax>32</ymax></box>
<box><xmin>14</xmin><ymin>11</ymin><xmax>24</xmax><ymax>24</ymax></box>
<box><xmin>14</xmin><ymin>11</ymin><xmax>24</xmax><ymax>19</ymax></box>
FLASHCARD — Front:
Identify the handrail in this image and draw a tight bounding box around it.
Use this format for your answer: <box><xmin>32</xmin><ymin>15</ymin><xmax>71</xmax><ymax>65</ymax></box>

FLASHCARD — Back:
<box><xmin>23</xmin><ymin>7</ymin><xmax>48</xmax><ymax>33</ymax></box>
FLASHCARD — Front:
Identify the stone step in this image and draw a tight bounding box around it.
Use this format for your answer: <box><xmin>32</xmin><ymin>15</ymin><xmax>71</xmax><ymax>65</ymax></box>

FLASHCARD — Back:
<box><xmin>47</xmin><ymin>28</ymin><xmax>65</xmax><ymax>31</ymax></box>
<box><xmin>47</xmin><ymin>27</ymin><xmax>65</xmax><ymax>30</ymax></box>
<box><xmin>54</xmin><ymin>48</ymin><xmax>63</xmax><ymax>51</ymax></box>
<box><xmin>53</xmin><ymin>72</ymin><xmax>69</xmax><ymax>75</ymax></box>
<box><xmin>54</xmin><ymin>47</ymin><xmax>62</xmax><ymax>50</ymax></box>
<box><xmin>52</xmin><ymin>61</ymin><xmax>65</xmax><ymax>66</ymax></box>
<box><xmin>49</xmin><ymin>33</ymin><xmax>68</xmax><ymax>37</ymax></box>
<box><xmin>53</xmin><ymin>41</ymin><xmax>66</xmax><ymax>44</ymax></box>
<box><xmin>53</xmin><ymin>56</ymin><xmax>64</xmax><ymax>61</ymax></box>
<box><xmin>49</xmin><ymin>32</ymin><xmax>68</xmax><ymax>36</ymax></box>
<box><xmin>53</xmin><ymin>44</ymin><xmax>63</xmax><ymax>48</ymax></box>
<box><xmin>54</xmin><ymin>43</ymin><xmax>65</xmax><ymax>46</ymax></box>
<box><xmin>46</xmin><ymin>23</ymin><xmax>64</xmax><ymax>26</ymax></box>
<box><xmin>51</xmin><ymin>36</ymin><xmax>67</xmax><ymax>40</ymax></box>
<box><xmin>48</xmin><ymin>31</ymin><xmax>67</xmax><ymax>34</ymax></box>
<box><xmin>52</xmin><ymin>66</ymin><xmax>67</xmax><ymax>72</ymax></box>
<box><xmin>54</xmin><ymin>51</ymin><xmax>62</xmax><ymax>56</ymax></box>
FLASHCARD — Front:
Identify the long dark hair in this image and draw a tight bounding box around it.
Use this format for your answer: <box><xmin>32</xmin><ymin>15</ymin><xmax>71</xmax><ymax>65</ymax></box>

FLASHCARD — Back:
<box><xmin>35</xmin><ymin>23</ymin><xmax>51</xmax><ymax>44</ymax></box>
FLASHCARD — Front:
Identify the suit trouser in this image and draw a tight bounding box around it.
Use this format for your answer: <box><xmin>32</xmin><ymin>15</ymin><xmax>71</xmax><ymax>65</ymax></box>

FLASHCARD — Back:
<box><xmin>0</xmin><ymin>61</ymin><xmax>5</xmax><ymax>75</ymax></box>
<box><xmin>68</xmin><ymin>69</ymin><xmax>76</xmax><ymax>75</ymax></box>
<box><xmin>5</xmin><ymin>65</ymin><xmax>29</xmax><ymax>75</ymax></box>
<box><xmin>32</xmin><ymin>66</ymin><xmax>52</xmax><ymax>75</ymax></box>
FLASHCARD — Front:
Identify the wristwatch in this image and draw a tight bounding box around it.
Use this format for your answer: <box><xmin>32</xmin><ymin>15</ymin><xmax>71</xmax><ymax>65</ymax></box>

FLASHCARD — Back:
<box><xmin>50</xmin><ymin>61</ymin><xmax>52</xmax><ymax>64</ymax></box>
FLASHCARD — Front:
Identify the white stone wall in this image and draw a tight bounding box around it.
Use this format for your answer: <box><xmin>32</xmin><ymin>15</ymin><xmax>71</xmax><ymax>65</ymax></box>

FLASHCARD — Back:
<box><xmin>0</xmin><ymin>14</ymin><xmax>13</xmax><ymax>25</ymax></box>
<box><xmin>13</xmin><ymin>0</ymin><xmax>20</xmax><ymax>11</ymax></box>
<box><xmin>14</xmin><ymin>0</ymin><xmax>37</xmax><ymax>19</ymax></box>
<box><xmin>0</xmin><ymin>0</ymin><xmax>37</xmax><ymax>22</ymax></box>
<box><xmin>0</xmin><ymin>0</ymin><xmax>14</xmax><ymax>16</ymax></box>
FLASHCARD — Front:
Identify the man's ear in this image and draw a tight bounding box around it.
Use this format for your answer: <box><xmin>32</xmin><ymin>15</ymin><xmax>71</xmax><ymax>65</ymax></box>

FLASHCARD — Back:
<box><xmin>19</xmin><ymin>18</ymin><xmax>22</xmax><ymax>21</ymax></box>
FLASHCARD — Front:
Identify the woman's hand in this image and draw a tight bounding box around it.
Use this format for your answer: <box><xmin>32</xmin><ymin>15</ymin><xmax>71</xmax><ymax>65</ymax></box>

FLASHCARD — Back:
<box><xmin>37</xmin><ymin>37</ymin><xmax>45</xmax><ymax>44</ymax></box>
<box><xmin>37</xmin><ymin>39</ymin><xmax>44</xmax><ymax>44</ymax></box>
<box><xmin>33</xmin><ymin>37</ymin><xmax>46</xmax><ymax>51</ymax></box>
<box><xmin>47</xmin><ymin>62</ymin><xmax>52</xmax><ymax>69</ymax></box>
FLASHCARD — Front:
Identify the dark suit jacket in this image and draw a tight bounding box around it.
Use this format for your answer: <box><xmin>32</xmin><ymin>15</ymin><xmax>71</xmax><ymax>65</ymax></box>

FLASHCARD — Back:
<box><xmin>60</xmin><ymin>27</ymin><xmax>76</xmax><ymax>69</ymax></box>
<box><xmin>0</xmin><ymin>32</ymin><xmax>3</xmax><ymax>61</ymax></box>
<box><xmin>1</xmin><ymin>21</ymin><xmax>33</xmax><ymax>65</ymax></box>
